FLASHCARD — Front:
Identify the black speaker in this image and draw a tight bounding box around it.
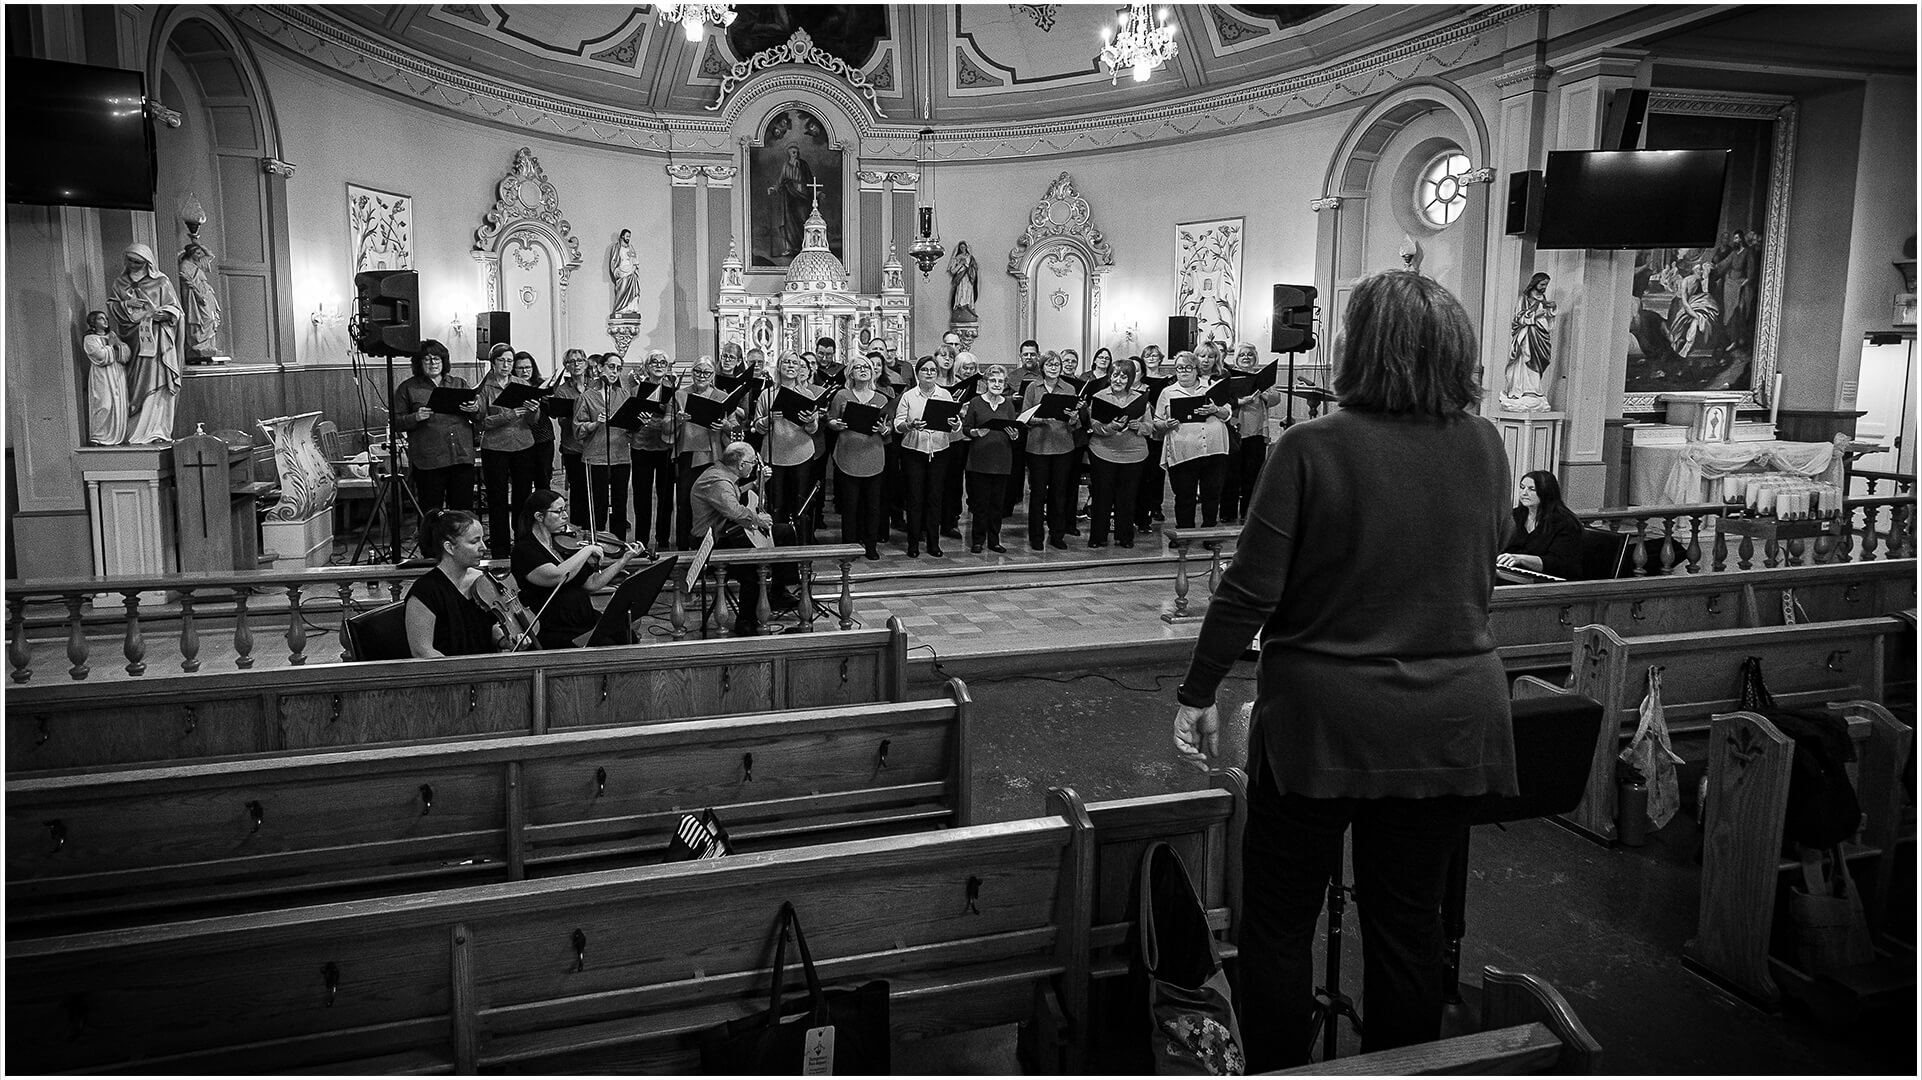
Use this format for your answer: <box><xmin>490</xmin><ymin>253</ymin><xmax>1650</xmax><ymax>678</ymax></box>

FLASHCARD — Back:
<box><xmin>475</xmin><ymin>311</ymin><xmax>511</xmax><ymax>361</ymax></box>
<box><xmin>1505</xmin><ymin>170</ymin><xmax>1543</xmax><ymax>236</ymax></box>
<box><xmin>1602</xmin><ymin>88</ymin><xmax>1649</xmax><ymax>151</ymax></box>
<box><xmin>352</xmin><ymin>270</ymin><xmax>420</xmax><ymax>357</ymax></box>
<box><xmin>1167</xmin><ymin>315</ymin><xmax>1199</xmax><ymax>355</ymax></box>
<box><xmin>1271</xmin><ymin>284</ymin><xmax>1318</xmax><ymax>353</ymax></box>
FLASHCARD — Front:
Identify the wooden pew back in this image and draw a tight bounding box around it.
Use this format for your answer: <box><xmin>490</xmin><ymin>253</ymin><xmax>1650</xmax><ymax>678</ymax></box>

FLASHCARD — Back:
<box><xmin>8</xmin><ymin>681</ymin><xmax>971</xmax><ymax>931</ymax></box>
<box><xmin>6</xmin><ymin>620</ymin><xmax>909</xmax><ymax>773</ymax></box>
<box><xmin>1564</xmin><ymin>616</ymin><xmax>1902</xmax><ymax>842</ymax></box>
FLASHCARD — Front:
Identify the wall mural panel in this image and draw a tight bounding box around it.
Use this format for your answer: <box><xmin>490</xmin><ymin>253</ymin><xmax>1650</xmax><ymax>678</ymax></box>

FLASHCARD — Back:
<box><xmin>346</xmin><ymin>183</ymin><xmax>412</xmax><ymax>273</ymax></box>
<box><xmin>1175</xmin><ymin>217</ymin><xmax>1243</xmax><ymax>348</ymax></box>
<box><xmin>749</xmin><ymin>106</ymin><xmax>845</xmax><ymax>269</ymax></box>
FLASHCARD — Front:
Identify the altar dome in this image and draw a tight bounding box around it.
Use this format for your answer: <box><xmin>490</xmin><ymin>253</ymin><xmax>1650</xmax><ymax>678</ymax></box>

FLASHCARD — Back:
<box><xmin>784</xmin><ymin>198</ymin><xmax>850</xmax><ymax>293</ymax></box>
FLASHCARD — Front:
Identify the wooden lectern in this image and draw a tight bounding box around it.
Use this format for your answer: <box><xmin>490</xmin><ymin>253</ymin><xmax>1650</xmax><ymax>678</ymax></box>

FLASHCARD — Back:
<box><xmin>171</xmin><ymin>426</ymin><xmax>272</xmax><ymax>572</ymax></box>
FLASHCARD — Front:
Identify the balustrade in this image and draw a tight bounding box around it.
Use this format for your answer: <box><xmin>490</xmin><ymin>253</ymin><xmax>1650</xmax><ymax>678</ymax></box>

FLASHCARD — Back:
<box><xmin>7</xmin><ymin>549</ymin><xmax>865</xmax><ymax>683</ymax></box>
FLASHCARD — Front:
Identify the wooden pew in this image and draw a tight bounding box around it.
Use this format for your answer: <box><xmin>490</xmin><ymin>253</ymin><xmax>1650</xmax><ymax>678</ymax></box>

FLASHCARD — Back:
<box><xmin>1684</xmin><ymin>700</ymin><xmax>1914</xmax><ymax>1010</ymax></box>
<box><xmin>1563</xmin><ymin>616</ymin><xmax>1905</xmax><ymax>842</ymax></box>
<box><xmin>1491</xmin><ymin>559</ymin><xmax>1915</xmax><ymax>678</ymax></box>
<box><xmin>1269</xmin><ymin>967</ymin><xmax>1602</xmax><ymax>1075</ymax></box>
<box><xmin>7</xmin><ymin>680</ymin><xmax>972</xmax><ymax>931</ymax></box>
<box><xmin>5</xmin><ymin>769</ymin><xmax>1247</xmax><ymax>1074</ymax></box>
<box><xmin>5</xmin><ymin>619</ymin><xmax>910</xmax><ymax>773</ymax></box>
<box><xmin>1056</xmin><ymin>770</ymin><xmax>1248</xmax><ymax>1075</ymax></box>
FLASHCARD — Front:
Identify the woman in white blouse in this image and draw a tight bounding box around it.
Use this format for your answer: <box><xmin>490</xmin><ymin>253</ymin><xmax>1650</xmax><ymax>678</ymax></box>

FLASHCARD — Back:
<box><xmin>893</xmin><ymin>355</ymin><xmax>959</xmax><ymax>558</ymax></box>
<box><xmin>1152</xmin><ymin>350</ymin><xmax>1233</xmax><ymax>528</ymax></box>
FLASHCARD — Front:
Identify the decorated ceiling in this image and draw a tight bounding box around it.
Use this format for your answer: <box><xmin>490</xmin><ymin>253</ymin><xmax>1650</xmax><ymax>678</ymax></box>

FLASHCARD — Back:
<box><xmin>312</xmin><ymin>4</ymin><xmax>1474</xmax><ymax>122</ymax></box>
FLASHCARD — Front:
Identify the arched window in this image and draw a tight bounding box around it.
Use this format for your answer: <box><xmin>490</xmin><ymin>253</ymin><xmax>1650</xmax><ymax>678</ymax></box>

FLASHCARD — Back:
<box><xmin>1415</xmin><ymin>150</ymin><xmax>1470</xmax><ymax>228</ymax></box>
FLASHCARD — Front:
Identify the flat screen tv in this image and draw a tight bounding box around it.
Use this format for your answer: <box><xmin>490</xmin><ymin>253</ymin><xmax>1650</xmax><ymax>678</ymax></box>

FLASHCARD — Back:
<box><xmin>6</xmin><ymin>58</ymin><xmax>157</xmax><ymax>211</ymax></box>
<box><xmin>1535</xmin><ymin>149</ymin><xmax>1729</xmax><ymax>250</ymax></box>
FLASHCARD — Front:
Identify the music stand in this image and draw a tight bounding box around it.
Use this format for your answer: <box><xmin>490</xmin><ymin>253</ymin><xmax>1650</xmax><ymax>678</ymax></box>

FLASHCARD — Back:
<box><xmin>349</xmin><ymin>440</ymin><xmax>424</xmax><ymax>564</ymax></box>
<box><xmin>1443</xmin><ymin>687</ymin><xmax>1605</xmax><ymax>1005</ymax></box>
<box><xmin>582</xmin><ymin>556</ymin><xmax>678</xmax><ymax>647</ymax></box>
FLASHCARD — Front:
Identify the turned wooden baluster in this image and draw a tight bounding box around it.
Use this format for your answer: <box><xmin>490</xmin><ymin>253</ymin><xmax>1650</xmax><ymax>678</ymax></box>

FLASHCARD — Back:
<box><xmin>9</xmin><ymin>596</ymin><xmax>33</xmax><ymax>683</ymax></box>
<box><xmin>233</xmin><ymin>586</ymin><xmax>256</xmax><ymax>669</ymax></box>
<box><xmin>670</xmin><ymin>575</ymin><xmax>690</xmax><ymax>640</ymax></box>
<box><xmin>286</xmin><ymin>584</ymin><xmax>308</xmax><ymax>665</ymax></box>
<box><xmin>336</xmin><ymin>583</ymin><xmax>357</xmax><ymax>662</ymax></box>
<box><xmin>1895</xmin><ymin>504</ymin><xmax>1915</xmax><ymax>558</ymax></box>
<box><xmin>1168</xmin><ymin>538</ymin><xmax>1192</xmax><ymax>620</ymax></box>
<box><xmin>838</xmin><ymin>558</ymin><xmax>855</xmax><ymax>631</ymax></box>
<box><xmin>1858</xmin><ymin>503</ymin><xmax>1881</xmax><ymax>562</ymax></box>
<box><xmin>64</xmin><ymin>594</ymin><xmax>89</xmax><ymax>681</ymax></box>
<box><xmin>1683</xmin><ymin>513</ymin><xmax>1705</xmax><ymax>573</ymax></box>
<box><xmin>797</xmin><ymin>560</ymin><xmax>817</xmax><ymax>632</ymax></box>
<box><xmin>1711</xmin><ymin>517</ymin><xmax>1729</xmax><ymax>572</ymax></box>
<box><xmin>1205</xmin><ymin>541</ymin><xmax>1225</xmax><ymax>595</ymax></box>
<box><xmin>179</xmin><ymin>592</ymin><xmax>201</xmax><ymax>672</ymax></box>
<box><xmin>120</xmin><ymin>591</ymin><xmax>147</xmax><ymax>677</ymax></box>
<box><xmin>755</xmin><ymin>565</ymin><xmax>774</xmax><ymax>635</ymax></box>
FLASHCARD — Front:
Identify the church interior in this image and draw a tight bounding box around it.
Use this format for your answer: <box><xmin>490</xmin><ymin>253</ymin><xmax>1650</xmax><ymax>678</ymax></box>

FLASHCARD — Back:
<box><xmin>3</xmin><ymin>3</ymin><xmax>1917</xmax><ymax>1075</ymax></box>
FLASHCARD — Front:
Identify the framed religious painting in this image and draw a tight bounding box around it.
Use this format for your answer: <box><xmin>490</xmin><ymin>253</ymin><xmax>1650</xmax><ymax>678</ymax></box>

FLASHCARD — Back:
<box><xmin>346</xmin><ymin>183</ymin><xmax>413</xmax><ymax>273</ymax></box>
<box><xmin>1174</xmin><ymin>217</ymin><xmax>1244</xmax><ymax>348</ymax></box>
<box><xmin>747</xmin><ymin>106</ymin><xmax>845</xmax><ymax>270</ymax></box>
<box><xmin>1621</xmin><ymin>91</ymin><xmax>1795</xmax><ymax>412</ymax></box>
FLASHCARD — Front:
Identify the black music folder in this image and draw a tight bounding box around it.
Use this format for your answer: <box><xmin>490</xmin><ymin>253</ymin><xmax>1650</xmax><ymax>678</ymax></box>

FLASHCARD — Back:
<box><xmin>540</xmin><ymin>395</ymin><xmax>577</xmax><ymax>420</ymax></box>
<box><xmin>773</xmin><ymin>385</ymin><xmax>820</xmax><ymax>422</ymax></box>
<box><xmin>719</xmin><ymin>379</ymin><xmax>755</xmax><ymax>415</ymax></box>
<box><xmin>839</xmin><ymin>399</ymin><xmax>885</xmax><ymax>435</ymax></box>
<box><xmin>1169</xmin><ymin>394</ymin><xmax>1213</xmax><ymax>424</ymax></box>
<box><xmin>713</xmin><ymin>370</ymin><xmax>747</xmax><ymax>392</ymax></box>
<box><xmin>427</xmin><ymin>386</ymin><xmax>479</xmax><ymax>414</ymax></box>
<box><xmin>920</xmin><ymin>398</ymin><xmax>963</xmax><ymax>430</ymax></box>
<box><xmin>491</xmin><ymin>382</ymin><xmax>550</xmax><ymax>410</ymax></box>
<box><xmin>1088</xmin><ymin>394</ymin><xmax>1148</xmax><ymax>425</ymax></box>
<box><xmin>681</xmin><ymin>390</ymin><xmax>730</xmax><ymax>427</ymax></box>
<box><xmin>976</xmin><ymin>416</ymin><xmax>1025</xmax><ymax>434</ymax></box>
<box><xmin>607</xmin><ymin>395</ymin><xmax>654</xmax><ymax>430</ymax></box>
<box><xmin>1031</xmin><ymin>392</ymin><xmax>1080</xmax><ymax>422</ymax></box>
<box><xmin>948</xmin><ymin>373</ymin><xmax>982</xmax><ymax>402</ymax></box>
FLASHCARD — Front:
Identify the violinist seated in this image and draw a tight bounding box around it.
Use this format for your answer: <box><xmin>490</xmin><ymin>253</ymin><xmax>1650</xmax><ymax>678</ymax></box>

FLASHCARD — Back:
<box><xmin>690</xmin><ymin>441</ymin><xmax>801</xmax><ymax>637</ymax></box>
<box><xmin>511</xmin><ymin>489</ymin><xmax>650</xmax><ymax>649</ymax></box>
<box><xmin>1495</xmin><ymin>470</ymin><xmax>1582</xmax><ymax>584</ymax></box>
<box><xmin>405</xmin><ymin>510</ymin><xmax>510</xmax><ymax>658</ymax></box>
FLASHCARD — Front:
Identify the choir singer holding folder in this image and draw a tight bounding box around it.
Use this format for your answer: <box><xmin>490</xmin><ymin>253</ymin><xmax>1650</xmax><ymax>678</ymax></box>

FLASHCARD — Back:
<box><xmin>1152</xmin><ymin>351</ymin><xmax>1233</xmax><ymax>528</ymax></box>
<box><xmin>894</xmin><ymin>356</ymin><xmax>959</xmax><ymax>558</ymax></box>
<box><xmin>827</xmin><ymin>351</ymin><xmax>893</xmax><ymax>560</ymax></box>
<box><xmin>1020</xmin><ymin>351</ymin><xmax>1082</xmax><ymax>551</ymax></box>
<box><xmin>1085</xmin><ymin>356</ymin><xmax>1150</xmax><ymax>548</ymax></box>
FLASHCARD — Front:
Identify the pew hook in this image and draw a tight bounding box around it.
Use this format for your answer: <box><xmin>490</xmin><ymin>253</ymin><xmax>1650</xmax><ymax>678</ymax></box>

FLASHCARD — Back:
<box><xmin>1826</xmin><ymin>649</ymin><xmax>1850</xmax><ymax>672</ymax></box>
<box><xmin>966</xmin><ymin>876</ymin><xmax>982</xmax><ymax>915</ymax></box>
<box><xmin>1843</xmin><ymin>583</ymin><xmax>1862</xmax><ymax>602</ymax></box>
<box><xmin>600</xmin><ymin>674</ymin><xmax>610</xmax><ymax>705</ymax></box>
<box><xmin>1629</xmin><ymin>600</ymin><xmax>1646</xmax><ymax>622</ymax></box>
<box><xmin>840</xmin><ymin>658</ymin><xmax>850</xmax><ymax>685</ymax></box>
<box><xmin>878</xmin><ymin>739</ymin><xmax>890</xmax><ymax>769</ymax></box>
<box><xmin>572</xmin><ymin>929</ymin><xmax>588</xmax><ymax>972</ymax></box>
<box><xmin>1557</xmin><ymin>606</ymin><xmax>1572</xmax><ymax>628</ymax></box>
<box><xmin>322</xmin><ymin>962</ymin><xmax>339</xmax><ymax>1008</ymax></box>
<box><xmin>595</xmin><ymin>766</ymin><xmax>607</xmax><ymax>799</ymax></box>
<box><xmin>419</xmin><ymin>784</ymin><xmax>435</xmax><ymax>815</ymax></box>
<box><xmin>246</xmin><ymin>800</ymin><xmax>265</xmax><ymax>833</ymax></box>
<box><xmin>722</xmin><ymin>665</ymin><xmax>732</xmax><ymax>695</ymax></box>
<box><xmin>45</xmin><ymin>819</ymin><xmax>65</xmax><ymax>856</ymax></box>
<box><xmin>34</xmin><ymin>715</ymin><xmax>49</xmax><ymax>746</ymax></box>
<box><xmin>183</xmin><ymin>703</ymin><xmax>197</xmax><ymax>736</ymax></box>
<box><xmin>1706</xmin><ymin>595</ymin><xmax>1722</xmax><ymax>615</ymax></box>
<box><xmin>743</xmin><ymin>752</ymin><xmax>753</xmax><ymax>783</ymax></box>
<box><xmin>330</xmin><ymin>694</ymin><xmax>342</xmax><ymax>724</ymax></box>
<box><xmin>468</xmin><ymin>686</ymin><xmax>479</xmax><ymax>714</ymax></box>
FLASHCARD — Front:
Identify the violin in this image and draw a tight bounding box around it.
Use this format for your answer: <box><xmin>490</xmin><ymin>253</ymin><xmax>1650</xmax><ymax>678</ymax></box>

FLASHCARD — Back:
<box><xmin>471</xmin><ymin>569</ymin><xmax>541</xmax><ymax>651</ymax></box>
<box><xmin>554</xmin><ymin>524</ymin><xmax>648</xmax><ymax>563</ymax></box>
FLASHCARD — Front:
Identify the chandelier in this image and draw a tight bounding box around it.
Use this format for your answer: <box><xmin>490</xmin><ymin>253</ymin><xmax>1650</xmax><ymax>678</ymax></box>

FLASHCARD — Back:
<box><xmin>1100</xmin><ymin>4</ymin><xmax>1178</xmax><ymax>84</ymax></box>
<box><xmin>907</xmin><ymin>127</ymin><xmax>945</xmax><ymax>277</ymax></box>
<box><xmin>657</xmin><ymin>3</ymin><xmax>736</xmax><ymax>43</ymax></box>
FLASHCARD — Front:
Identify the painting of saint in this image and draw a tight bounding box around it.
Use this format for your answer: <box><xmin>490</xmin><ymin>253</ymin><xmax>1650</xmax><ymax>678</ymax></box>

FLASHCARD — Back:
<box><xmin>749</xmin><ymin>107</ymin><xmax>843</xmax><ymax>269</ymax></box>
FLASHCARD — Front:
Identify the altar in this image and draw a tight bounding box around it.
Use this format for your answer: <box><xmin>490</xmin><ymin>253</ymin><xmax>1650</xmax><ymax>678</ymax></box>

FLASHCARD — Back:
<box><xmin>711</xmin><ymin>194</ymin><xmax>910</xmax><ymax>363</ymax></box>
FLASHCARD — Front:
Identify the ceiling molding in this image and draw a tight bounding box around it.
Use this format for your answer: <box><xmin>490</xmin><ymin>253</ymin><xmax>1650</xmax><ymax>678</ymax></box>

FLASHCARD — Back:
<box><xmin>238</xmin><ymin>4</ymin><xmax>1540</xmax><ymax>162</ymax></box>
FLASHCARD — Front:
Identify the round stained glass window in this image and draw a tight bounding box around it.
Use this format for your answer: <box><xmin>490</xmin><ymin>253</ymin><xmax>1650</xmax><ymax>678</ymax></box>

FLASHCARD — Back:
<box><xmin>1417</xmin><ymin>150</ymin><xmax>1471</xmax><ymax>227</ymax></box>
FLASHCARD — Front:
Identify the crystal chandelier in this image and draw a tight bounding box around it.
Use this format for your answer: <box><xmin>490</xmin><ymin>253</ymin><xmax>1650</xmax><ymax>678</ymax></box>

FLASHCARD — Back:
<box><xmin>907</xmin><ymin>127</ymin><xmax>945</xmax><ymax>277</ymax></box>
<box><xmin>657</xmin><ymin>3</ymin><xmax>736</xmax><ymax>43</ymax></box>
<box><xmin>1100</xmin><ymin>4</ymin><xmax>1178</xmax><ymax>84</ymax></box>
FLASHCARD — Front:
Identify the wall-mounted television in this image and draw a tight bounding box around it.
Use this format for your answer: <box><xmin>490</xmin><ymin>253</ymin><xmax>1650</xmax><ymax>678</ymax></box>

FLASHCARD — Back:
<box><xmin>1535</xmin><ymin>149</ymin><xmax>1729</xmax><ymax>251</ymax></box>
<box><xmin>6</xmin><ymin>58</ymin><xmax>157</xmax><ymax>212</ymax></box>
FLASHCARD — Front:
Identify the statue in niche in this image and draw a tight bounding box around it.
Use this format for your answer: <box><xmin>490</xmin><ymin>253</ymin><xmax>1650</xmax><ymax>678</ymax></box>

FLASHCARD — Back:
<box><xmin>82</xmin><ymin>309</ymin><xmax>130</xmax><ymax>445</ymax></box>
<box><xmin>109</xmin><ymin>243</ymin><xmax>183</xmax><ymax>444</ymax></box>
<box><xmin>177</xmin><ymin>242</ymin><xmax>223</xmax><ymax>359</ymax></box>
<box><xmin>608</xmin><ymin>228</ymin><xmax>644</xmax><ymax>317</ymax></box>
<box><xmin>1500</xmin><ymin>272</ymin><xmax>1556</xmax><ymax>411</ymax></box>
<box><xmin>948</xmin><ymin>239</ymin><xmax>979</xmax><ymax>325</ymax></box>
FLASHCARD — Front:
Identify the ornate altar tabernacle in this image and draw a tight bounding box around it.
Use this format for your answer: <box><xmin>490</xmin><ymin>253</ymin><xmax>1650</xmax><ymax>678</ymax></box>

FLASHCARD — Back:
<box><xmin>712</xmin><ymin>193</ymin><xmax>909</xmax><ymax>362</ymax></box>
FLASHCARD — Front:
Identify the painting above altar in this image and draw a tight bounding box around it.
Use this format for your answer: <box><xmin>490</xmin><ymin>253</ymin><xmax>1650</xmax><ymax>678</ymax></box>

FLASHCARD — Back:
<box><xmin>749</xmin><ymin>106</ymin><xmax>845</xmax><ymax>270</ymax></box>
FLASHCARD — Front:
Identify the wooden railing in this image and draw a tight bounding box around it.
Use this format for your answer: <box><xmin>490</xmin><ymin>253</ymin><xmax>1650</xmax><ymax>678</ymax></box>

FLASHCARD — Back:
<box><xmin>5</xmin><ymin>546</ymin><xmax>864</xmax><ymax>683</ymax></box>
<box><xmin>1854</xmin><ymin>467</ymin><xmax>1915</xmax><ymax>496</ymax></box>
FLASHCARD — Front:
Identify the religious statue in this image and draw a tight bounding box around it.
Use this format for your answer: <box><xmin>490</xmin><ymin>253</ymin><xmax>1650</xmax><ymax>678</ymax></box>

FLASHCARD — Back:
<box><xmin>81</xmin><ymin>308</ymin><xmax>130</xmax><ymax>445</ymax></box>
<box><xmin>109</xmin><ymin>243</ymin><xmax>183</xmax><ymax>445</ymax></box>
<box><xmin>177</xmin><ymin>242</ymin><xmax>222</xmax><ymax>359</ymax></box>
<box><xmin>608</xmin><ymin>228</ymin><xmax>644</xmax><ymax>317</ymax></box>
<box><xmin>948</xmin><ymin>239</ymin><xmax>979</xmax><ymax>325</ymax></box>
<box><xmin>769</xmin><ymin>145</ymin><xmax>816</xmax><ymax>257</ymax></box>
<box><xmin>1500</xmin><ymin>272</ymin><xmax>1556</xmax><ymax>411</ymax></box>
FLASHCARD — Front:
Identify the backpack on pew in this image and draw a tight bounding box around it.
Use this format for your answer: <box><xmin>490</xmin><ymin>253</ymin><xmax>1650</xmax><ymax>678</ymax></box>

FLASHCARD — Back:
<box><xmin>1737</xmin><ymin>656</ymin><xmax>1863</xmax><ymax>849</ymax></box>
<box><xmin>1786</xmin><ymin>846</ymin><xmax>1875</xmax><ymax>976</ymax></box>
<box><xmin>664</xmin><ymin>809</ymin><xmax>733</xmax><ymax>862</ymax></box>
<box><xmin>1139</xmin><ymin>842</ymin><xmax>1246</xmax><ymax>1076</ymax></box>
<box><xmin>699</xmin><ymin>901</ymin><xmax>890</xmax><ymax>1075</ymax></box>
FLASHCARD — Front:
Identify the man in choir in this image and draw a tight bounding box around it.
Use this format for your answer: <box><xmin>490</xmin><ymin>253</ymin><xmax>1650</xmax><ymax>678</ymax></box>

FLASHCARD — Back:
<box><xmin>1005</xmin><ymin>338</ymin><xmax>1042</xmax><ymax>517</ymax></box>
<box><xmin>689</xmin><ymin>441</ymin><xmax>800</xmax><ymax>636</ymax></box>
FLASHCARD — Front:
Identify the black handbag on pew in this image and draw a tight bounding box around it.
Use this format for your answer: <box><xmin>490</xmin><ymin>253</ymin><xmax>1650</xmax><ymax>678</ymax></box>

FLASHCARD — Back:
<box><xmin>699</xmin><ymin>902</ymin><xmax>890</xmax><ymax>1074</ymax></box>
<box><xmin>1139</xmin><ymin>842</ymin><xmax>1245</xmax><ymax>1075</ymax></box>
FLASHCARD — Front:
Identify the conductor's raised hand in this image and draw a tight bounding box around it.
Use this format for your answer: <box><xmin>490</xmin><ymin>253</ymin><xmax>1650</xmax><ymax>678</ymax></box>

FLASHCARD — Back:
<box><xmin>1173</xmin><ymin>703</ymin><xmax>1219</xmax><ymax>770</ymax></box>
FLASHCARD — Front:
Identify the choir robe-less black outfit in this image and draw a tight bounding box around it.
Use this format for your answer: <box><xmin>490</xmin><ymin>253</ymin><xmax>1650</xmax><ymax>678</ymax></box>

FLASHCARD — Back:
<box><xmin>511</xmin><ymin>535</ymin><xmax>599</xmax><ymax>649</ymax></box>
<box><xmin>404</xmin><ymin>567</ymin><xmax>498</xmax><ymax>657</ymax></box>
<box><xmin>1500</xmin><ymin>507</ymin><xmax>1582</xmax><ymax>580</ymax></box>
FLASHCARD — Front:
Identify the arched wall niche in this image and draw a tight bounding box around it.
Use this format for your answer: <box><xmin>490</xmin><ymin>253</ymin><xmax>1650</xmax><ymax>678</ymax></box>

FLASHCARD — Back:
<box><xmin>145</xmin><ymin>7</ymin><xmax>293</xmax><ymax>366</ymax></box>
<box><xmin>1006</xmin><ymin>173</ymin><xmax>1114</xmax><ymax>362</ymax></box>
<box><xmin>471</xmin><ymin>148</ymin><xmax>585</xmax><ymax>371</ymax></box>
<box><xmin>1315</xmin><ymin>80</ymin><xmax>1491</xmax><ymax>363</ymax></box>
